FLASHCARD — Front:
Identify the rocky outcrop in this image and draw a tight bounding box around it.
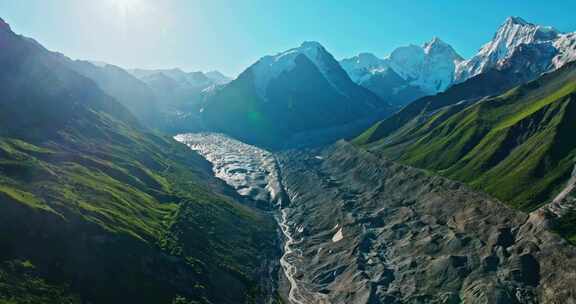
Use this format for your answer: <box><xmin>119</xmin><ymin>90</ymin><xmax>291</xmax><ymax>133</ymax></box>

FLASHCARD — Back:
<box><xmin>546</xmin><ymin>164</ymin><xmax>576</xmax><ymax>217</ymax></box>
<box><xmin>277</xmin><ymin>141</ymin><xmax>576</xmax><ymax>303</ymax></box>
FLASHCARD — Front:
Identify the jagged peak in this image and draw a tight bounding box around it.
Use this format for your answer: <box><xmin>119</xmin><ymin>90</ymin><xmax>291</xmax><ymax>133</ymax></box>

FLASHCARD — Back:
<box><xmin>300</xmin><ymin>41</ymin><xmax>324</xmax><ymax>49</ymax></box>
<box><xmin>249</xmin><ymin>41</ymin><xmax>339</xmax><ymax>100</ymax></box>
<box><xmin>424</xmin><ymin>37</ymin><xmax>449</xmax><ymax>51</ymax></box>
<box><xmin>423</xmin><ymin>37</ymin><xmax>464</xmax><ymax>61</ymax></box>
<box><xmin>426</xmin><ymin>36</ymin><xmax>447</xmax><ymax>46</ymax></box>
<box><xmin>505</xmin><ymin>16</ymin><xmax>530</xmax><ymax>26</ymax></box>
<box><xmin>498</xmin><ymin>16</ymin><xmax>559</xmax><ymax>36</ymax></box>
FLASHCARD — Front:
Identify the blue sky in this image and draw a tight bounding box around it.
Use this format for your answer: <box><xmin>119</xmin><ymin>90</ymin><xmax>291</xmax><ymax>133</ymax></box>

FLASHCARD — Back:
<box><xmin>2</xmin><ymin>0</ymin><xmax>575</xmax><ymax>76</ymax></box>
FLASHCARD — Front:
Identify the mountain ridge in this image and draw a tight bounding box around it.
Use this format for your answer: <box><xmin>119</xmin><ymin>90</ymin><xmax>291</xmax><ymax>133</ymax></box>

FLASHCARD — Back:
<box><xmin>201</xmin><ymin>41</ymin><xmax>393</xmax><ymax>149</ymax></box>
<box><xmin>341</xmin><ymin>37</ymin><xmax>463</xmax><ymax>107</ymax></box>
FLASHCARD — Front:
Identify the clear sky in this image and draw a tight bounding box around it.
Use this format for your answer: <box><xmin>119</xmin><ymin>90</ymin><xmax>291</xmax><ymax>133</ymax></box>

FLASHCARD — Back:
<box><xmin>2</xmin><ymin>0</ymin><xmax>576</xmax><ymax>76</ymax></box>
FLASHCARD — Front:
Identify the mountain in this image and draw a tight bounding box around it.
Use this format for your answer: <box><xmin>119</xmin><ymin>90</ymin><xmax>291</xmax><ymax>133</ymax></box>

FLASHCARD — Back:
<box><xmin>456</xmin><ymin>16</ymin><xmax>576</xmax><ymax>82</ymax></box>
<box><xmin>201</xmin><ymin>41</ymin><xmax>393</xmax><ymax>149</ymax></box>
<box><xmin>60</xmin><ymin>60</ymin><xmax>163</xmax><ymax>127</ymax></box>
<box><xmin>342</xmin><ymin>17</ymin><xmax>576</xmax><ymax>109</ymax></box>
<box><xmin>128</xmin><ymin>68</ymin><xmax>232</xmax><ymax>132</ymax></box>
<box><xmin>130</xmin><ymin>68</ymin><xmax>231</xmax><ymax>89</ymax></box>
<box><xmin>0</xmin><ymin>17</ymin><xmax>276</xmax><ymax>304</ymax></box>
<box><xmin>205</xmin><ymin>70</ymin><xmax>233</xmax><ymax>85</ymax></box>
<box><xmin>354</xmin><ymin>65</ymin><xmax>531</xmax><ymax>148</ymax></box>
<box><xmin>354</xmin><ymin>16</ymin><xmax>576</xmax><ymax>159</ymax></box>
<box><xmin>356</xmin><ymin>61</ymin><xmax>576</xmax><ymax>224</ymax></box>
<box><xmin>341</xmin><ymin>38</ymin><xmax>463</xmax><ymax>107</ymax></box>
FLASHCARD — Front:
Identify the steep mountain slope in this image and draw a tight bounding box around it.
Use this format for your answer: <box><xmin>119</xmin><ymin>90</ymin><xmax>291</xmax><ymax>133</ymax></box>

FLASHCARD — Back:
<box><xmin>341</xmin><ymin>38</ymin><xmax>463</xmax><ymax>106</ymax></box>
<box><xmin>359</xmin><ymin>61</ymin><xmax>576</xmax><ymax>214</ymax></box>
<box><xmin>354</xmin><ymin>66</ymin><xmax>528</xmax><ymax>146</ymax></box>
<box><xmin>0</xmin><ymin>18</ymin><xmax>277</xmax><ymax>304</ymax></box>
<box><xmin>456</xmin><ymin>16</ymin><xmax>576</xmax><ymax>82</ymax></box>
<box><xmin>201</xmin><ymin>41</ymin><xmax>393</xmax><ymax>149</ymax></box>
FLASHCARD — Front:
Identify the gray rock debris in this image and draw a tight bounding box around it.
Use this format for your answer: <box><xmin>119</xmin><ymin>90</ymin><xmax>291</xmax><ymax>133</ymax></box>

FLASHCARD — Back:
<box><xmin>277</xmin><ymin>141</ymin><xmax>576</xmax><ymax>304</ymax></box>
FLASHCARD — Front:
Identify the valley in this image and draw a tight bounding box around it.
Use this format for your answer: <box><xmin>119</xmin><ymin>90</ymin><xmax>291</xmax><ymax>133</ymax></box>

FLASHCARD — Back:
<box><xmin>2</xmin><ymin>8</ymin><xmax>576</xmax><ymax>303</ymax></box>
<box><xmin>175</xmin><ymin>133</ymin><xmax>576</xmax><ymax>303</ymax></box>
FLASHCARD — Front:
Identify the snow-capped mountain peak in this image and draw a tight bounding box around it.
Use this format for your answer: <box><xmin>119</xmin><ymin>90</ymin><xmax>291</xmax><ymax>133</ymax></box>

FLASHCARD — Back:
<box><xmin>341</xmin><ymin>37</ymin><xmax>463</xmax><ymax>99</ymax></box>
<box><xmin>424</xmin><ymin>37</ymin><xmax>462</xmax><ymax>60</ymax></box>
<box><xmin>455</xmin><ymin>16</ymin><xmax>562</xmax><ymax>81</ymax></box>
<box><xmin>250</xmin><ymin>41</ymin><xmax>341</xmax><ymax>99</ymax></box>
<box><xmin>339</xmin><ymin>53</ymin><xmax>387</xmax><ymax>82</ymax></box>
<box><xmin>505</xmin><ymin>16</ymin><xmax>529</xmax><ymax>26</ymax></box>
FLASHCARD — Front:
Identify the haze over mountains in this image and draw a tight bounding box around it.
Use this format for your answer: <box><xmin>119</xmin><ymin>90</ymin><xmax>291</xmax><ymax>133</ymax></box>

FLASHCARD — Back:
<box><xmin>2</xmin><ymin>12</ymin><xmax>576</xmax><ymax>304</ymax></box>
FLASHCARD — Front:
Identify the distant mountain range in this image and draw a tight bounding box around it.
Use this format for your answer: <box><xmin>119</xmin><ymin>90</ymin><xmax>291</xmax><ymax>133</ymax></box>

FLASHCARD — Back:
<box><xmin>127</xmin><ymin>68</ymin><xmax>232</xmax><ymax>132</ymax></box>
<box><xmin>341</xmin><ymin>16</ymin><xmax>576</xmax><ymax>108</ymax></box>
<box><xmin>13</xmin><ymin>15</ymin><xmax>571</xmax><ymax>148</ymax></box>
<box><xmin>341</xmin><ymin>37</ymin><xmax>463</xmax><ymax>107</ymax></box>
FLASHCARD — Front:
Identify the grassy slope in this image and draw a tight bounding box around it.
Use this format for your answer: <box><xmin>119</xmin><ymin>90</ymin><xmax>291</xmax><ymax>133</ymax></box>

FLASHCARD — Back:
<box><xmin>353</xmin><ymin>69</ymin><xmax>524</xmax><ymax>146</ymax></box>
<box><xmin>0</xmin><ymin>20</ymin><xmax>277</xmax><ymax>304</ymax></box>
<box><xmin>0</xmin><ymin>115</ymin><xmax>277</xmax><ymax>304</ymax></box>
<box><xmin>359</xmin><ymin>63</ymin><xmax>576</xmax><ymax>237</ymax></box>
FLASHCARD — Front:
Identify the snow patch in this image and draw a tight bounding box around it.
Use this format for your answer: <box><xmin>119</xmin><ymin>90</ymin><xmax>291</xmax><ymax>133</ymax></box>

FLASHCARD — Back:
<box><xmin>332</xmin><ymin>227</ymin><xmax>344</xmax><ymax>243</ymax></box>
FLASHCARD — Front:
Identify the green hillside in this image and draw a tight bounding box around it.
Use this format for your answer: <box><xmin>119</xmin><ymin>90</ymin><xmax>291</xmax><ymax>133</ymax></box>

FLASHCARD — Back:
<box><xmin>359</xmin><ymin>62</ymin><xmax>576</xmax><ymax>213</ymax></box>
<box><xmin>0</xmin><ymin>18</ymin><xmax>276</xmax><ymax>304</ymax></box>
<box><xmin>354</xmin><ymin>68</ymin><xmax>527</xmax><ymax>146</ymax></box>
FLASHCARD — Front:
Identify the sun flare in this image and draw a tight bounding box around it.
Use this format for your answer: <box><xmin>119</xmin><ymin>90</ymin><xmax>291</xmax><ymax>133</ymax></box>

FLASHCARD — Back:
<box><xmin>107</xmin><ymin>0</ymin><xmax>143</xmax><ymax>15</ymax></box>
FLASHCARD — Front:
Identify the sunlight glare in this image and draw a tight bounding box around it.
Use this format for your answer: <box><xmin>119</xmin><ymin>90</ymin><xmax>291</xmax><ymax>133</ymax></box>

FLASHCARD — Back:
<box><xmin>107</xmin><ymin>0</ymin><xmax>143</xmax><ymax>17</ymax></box>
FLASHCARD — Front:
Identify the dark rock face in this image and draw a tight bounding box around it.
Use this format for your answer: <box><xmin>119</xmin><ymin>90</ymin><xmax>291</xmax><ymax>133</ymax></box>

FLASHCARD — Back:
<box><xmin>277</xmin><ymin>142</ymin><xmax>576</xmax><ymax>304</ymax></box>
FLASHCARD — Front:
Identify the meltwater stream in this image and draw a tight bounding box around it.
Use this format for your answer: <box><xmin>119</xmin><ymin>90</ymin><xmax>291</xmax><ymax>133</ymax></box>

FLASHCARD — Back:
<box><xmin>174</xmin><ymin>133</ymin><xmax>328</xmax><ymax>304</ymax></box>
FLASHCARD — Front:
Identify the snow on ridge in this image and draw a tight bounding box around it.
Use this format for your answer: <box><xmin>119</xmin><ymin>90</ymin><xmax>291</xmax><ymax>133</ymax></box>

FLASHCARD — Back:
<box><xmin>553</xmin><ymin>33</ymin><xmax>576</xmax><ymax>69</ymax></box>
<box><xmin>341</xmin><ymin>37</ymin><xmax>463</xmax><ymax>94</ymax></box>
<box><xmin>455</xmin><ymin>16</ymin><xmax>563</xmax><ymax>82</ymax></box>
<box><xmin>250</xmin><ymin>41</ymin><xmax>337</xmax><ymax>100</ymax></box>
